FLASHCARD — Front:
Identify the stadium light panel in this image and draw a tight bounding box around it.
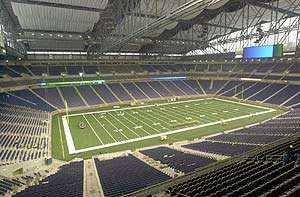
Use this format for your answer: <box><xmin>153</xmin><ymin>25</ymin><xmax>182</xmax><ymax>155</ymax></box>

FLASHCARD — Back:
<box><xmin>151</xmin><ymin>76</ymin><xmax>187</xmax><ymax>80</ymax></box>
<box><xmin>241</xmin><ymin>78</ymin><xmax>262</xmax><ymax>81</ymax></box>
<box><xmin>44</xmin><ymin>79</ymin><xmax>106</xmax><ymax>87</ymax></box>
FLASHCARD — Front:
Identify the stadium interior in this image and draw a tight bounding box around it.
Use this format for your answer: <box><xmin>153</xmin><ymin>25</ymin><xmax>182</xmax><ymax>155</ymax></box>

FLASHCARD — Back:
<box><xmin>0</xmin><ymin>0</ymin><xmax>299</xmax><ymax>196</ymax></box>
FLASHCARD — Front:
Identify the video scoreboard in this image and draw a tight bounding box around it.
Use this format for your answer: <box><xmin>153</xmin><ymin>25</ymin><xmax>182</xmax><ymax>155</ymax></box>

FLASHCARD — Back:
<box><xmin>243</xmin><ymin>44</ymin><xmax>283</xmax><ymax>59</ymax></box>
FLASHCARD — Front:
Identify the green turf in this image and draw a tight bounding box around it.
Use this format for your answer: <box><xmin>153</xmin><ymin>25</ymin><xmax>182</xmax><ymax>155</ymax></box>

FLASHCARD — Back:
<box><xmin>51</xmin><ymin>97</ymin><xmax>285</xmax><ymax>161</ymax></box>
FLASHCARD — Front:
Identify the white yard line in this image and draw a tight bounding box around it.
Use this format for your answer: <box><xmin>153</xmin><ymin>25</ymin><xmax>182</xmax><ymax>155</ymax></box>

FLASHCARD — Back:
<box><xmin>166</xmin><ymin>104</ymin><xmax>210</xmax><ymax>123</ymax></box>
<box><xmin>167</xmin><ymin>100</ymin><xmax>248</xmax><ymax>123</ymax></box>
<box><xmin>62</xmin><ymin>97</ymin><xmax>277</xmax><ymax>154</ymax></box>
<box><xmin>64</xmin><ymin>98</ymin><xmax>211</xmax><ymax>117</ymax></box>
<box><xmin>123</xmin><ymin>110</ymin><xmax>162</xmax><ymax>133</ymax></box>
<box><xmin>103</xmin><ymin>116</ymin><xmax>129</xmax><ymax>140</ymax></box>
<box><xmin>137</xmin><ymin>108</ymin><xmax>176</xmax><ymax>127</ymax></box>
<box><xmin>121</xmin><ymin>114</ymin><xmax>152</xmax><ymax>135</ymax></box>
<box><xmin>83</xmin><ymin>115</ymin><xmax>104</xmax><ymax>145</ymax></box>
<box><xmin>91</xmin><ymin>114</ymin><xmax>117</xmax><ymax>143</ymax></box>
<box><xmin>65</xmin><ymin>97</ymin><xmax>272</xmax><ymax>119</ymax></box>
<box><xmin>152</xmin><ymin>106</ymin><xmax>185</xmax><ymax>122</ymax></box>
<box><xmin>107</xmin><ymin>113</ymin><xmax>141</xmax><ymax>137</ymax></box>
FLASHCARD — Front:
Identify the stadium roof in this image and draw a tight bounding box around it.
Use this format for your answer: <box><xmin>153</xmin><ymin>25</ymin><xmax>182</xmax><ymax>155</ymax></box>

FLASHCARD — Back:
<box><xmin>1</xmin><ymin>0</ymin><xmax>299</xmax><ymax>54</ymax></box>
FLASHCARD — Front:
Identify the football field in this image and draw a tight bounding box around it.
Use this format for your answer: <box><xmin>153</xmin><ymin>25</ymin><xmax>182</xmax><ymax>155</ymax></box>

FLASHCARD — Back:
<box><xmin>61</xmin><ymin>98</ymin><xmax>276</xmax><ymax>154</ymax></box>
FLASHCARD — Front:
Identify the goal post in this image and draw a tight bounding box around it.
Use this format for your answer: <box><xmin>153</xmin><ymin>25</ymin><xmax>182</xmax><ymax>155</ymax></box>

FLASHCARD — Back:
<box><xmin>241</xmin><ymin>85</ymin><xmax>244</xmax><ymax>100</ymax></box>
<box><xmin>64</xmin><ymin>99</ymin><xmax>69</xmax><ymax>124</ymax></box>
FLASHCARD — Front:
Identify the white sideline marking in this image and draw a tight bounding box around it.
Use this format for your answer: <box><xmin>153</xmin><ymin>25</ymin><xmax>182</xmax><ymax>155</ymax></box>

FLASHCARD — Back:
<box><xmin>57</xmin><ymin>117</ymin><xmax>65</xmax><ymax>159</ymax></box>
<box><xmin>62</xmin><ymin>116</ymin><xmax>76</xmax><ymax>154</ymax></box>
<box><xmin>62</xmin><ymin>98</ymin><xmax>276</xmax><ymax>154</ymax></box>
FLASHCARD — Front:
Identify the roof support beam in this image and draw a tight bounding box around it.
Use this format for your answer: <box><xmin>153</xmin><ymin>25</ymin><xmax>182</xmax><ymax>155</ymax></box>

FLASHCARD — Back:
<box><xmin>99</xmin><ymin>0</ymin><xmax>214</xmax><ymax>53</ymax></box>
<box><xmin>17</xmin><ymin>37</ymin><xmax>83</xmax><ymax>42</ymax></box>
<box><xmin>9</xmin><ymin>0</ymin><xmax>103</xmax><ymax>12</ymax></box>
<box><xmin>0</xmin><ymin>0</ymin><xmax>22</xmax><ymax>32</ymax></box>
<box><xmin>201</xmin><ymin>22</ymin><xmax>242</xmax><ymax>31</ymax></box>
<box><xmin>127</xmin><ymin>12</ymin><xmax>160</xmax><ymax>19</ymax></box>
<box><xmin>250</xmin><ymin>1</ymin><xmax>300</xmax><ymax>17</ymax></box>
<box><xmin>22</xmin><ymin>29</ymin><xmax>83</xmax><ymax>35</ymax></box>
